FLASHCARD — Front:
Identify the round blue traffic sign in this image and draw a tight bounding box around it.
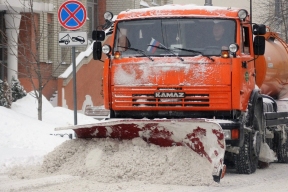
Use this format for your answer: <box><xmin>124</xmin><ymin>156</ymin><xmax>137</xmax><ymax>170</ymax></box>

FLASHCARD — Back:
<box><xmin>58</xmin><ymin>0</ymin><xmax>87</xmax><ymax>30</ymax></box>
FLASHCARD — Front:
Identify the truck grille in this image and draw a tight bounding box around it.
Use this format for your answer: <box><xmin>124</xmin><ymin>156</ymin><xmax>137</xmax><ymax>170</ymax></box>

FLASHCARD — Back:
<box><xmin>132</xmin><ymin>94</ymin><xmax>209</xmax><ymax>107</ymax></box>
<box><xmin>112</xmin><ymin>86</ymin><xmax>231</xmax><ymax>110</ymax></box>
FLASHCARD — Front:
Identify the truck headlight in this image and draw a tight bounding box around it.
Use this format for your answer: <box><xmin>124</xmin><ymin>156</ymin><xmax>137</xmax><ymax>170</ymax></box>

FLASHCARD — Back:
<box><xmin>223</xmin><ymin>130</ymin><xmax>231</xmax><ymax>140</ymax></box>
<box><xmin>223</xmin><ymin>129</ymin><xmax>239</xmax><ymax>140</ymax></box>
<box><xmin>228</xmin><ymin>43</ymin><xmax>239</xmax><ymax>58</ymax></box>
<box><xmin>104</xmin><ymin>11</ymin><xmax>113</xmax><ymax>21</ymax></box>
<box><xmin>102</xmin><ymin>44</ymin><xmax>111</xmax><ymax>54</ymax></box>
<box><xmin>229</xmin><ymin>44</ymin><xmax>239</xmax><ymax>53</ymax></box>
<box><xmin>238</xmin><ymin>9</ymin><xmax>248</xmax><ymax>20</ymax></box>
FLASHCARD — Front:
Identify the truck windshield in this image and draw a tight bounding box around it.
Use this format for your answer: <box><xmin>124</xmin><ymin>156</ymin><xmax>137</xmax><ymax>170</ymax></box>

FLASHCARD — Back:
<box><xmin>114</xmin><ymin>18</ymin><xmax>235</xmax><ymax>57</ymax></box>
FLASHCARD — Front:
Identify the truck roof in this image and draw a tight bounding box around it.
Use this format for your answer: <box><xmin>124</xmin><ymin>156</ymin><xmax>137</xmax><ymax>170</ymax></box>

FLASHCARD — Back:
<box><xmin>117</xmin><ymin>4</ymin><xmax>243</xmax><ymax>20</ymax></box>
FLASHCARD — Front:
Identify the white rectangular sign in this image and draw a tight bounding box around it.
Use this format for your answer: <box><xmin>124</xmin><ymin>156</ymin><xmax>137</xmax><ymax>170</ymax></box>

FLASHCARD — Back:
<box><xmin>59</xmin><ymin>31</ymin><xmax>88</xmax><ymax>47</ymax></box>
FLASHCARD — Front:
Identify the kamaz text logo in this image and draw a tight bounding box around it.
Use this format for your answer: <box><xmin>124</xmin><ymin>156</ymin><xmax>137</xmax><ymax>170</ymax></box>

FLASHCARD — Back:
<box><xmin>154</xmin><ymin>92</ymin><xmax>185</xmax><ymax>98</ymax></box>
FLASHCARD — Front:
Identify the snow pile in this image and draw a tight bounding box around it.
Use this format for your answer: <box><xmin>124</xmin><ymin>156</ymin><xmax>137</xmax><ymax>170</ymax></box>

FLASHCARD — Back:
<box><xmin>11</xmin><ymin>92</ymin><xmax>98</xmax><ymax>127</ymax></box>
<box><xmin>259</xmin><ymin>143</ymin><xmax>277</xmax><ymax>163</ymax></box>
<box><xmin>0</xmin><ymin>107</ymin><xmax>66</xmax><ymax>172</ymax></box>
<box><xmin>0</xmin><ymin>92</ymin><xmax>98</xmax><ymax>173</ymax></box>
<box><xmin>11</xmin><ymin>92</ymin><xmax>53</xmax><ymax>119</ymax></box>
<box><xmin>41</xmin><ymin>138</ymin><xmax>215</xmax><ymax>186</ymax></box>
<box><xmin>0</xmin><ymin>105</ymin><xmax>64</xmax><ymax>150</ymax></box>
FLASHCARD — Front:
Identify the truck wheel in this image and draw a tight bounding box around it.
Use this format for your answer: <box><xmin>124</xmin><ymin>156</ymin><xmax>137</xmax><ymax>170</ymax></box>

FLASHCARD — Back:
<box><xmin>275</xmin><ymin>131</ymin><xmax>288</xmax><ymax>163</ymax></box>
<box><xmin>234</xmin><ymin>131</ymin><xmax>259</xmax><ymax>174</ymax></box>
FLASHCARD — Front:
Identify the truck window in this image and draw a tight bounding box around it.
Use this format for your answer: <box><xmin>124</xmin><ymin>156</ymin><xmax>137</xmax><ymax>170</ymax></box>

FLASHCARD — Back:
<box><xmin>117</xmin><ymin>28</ymin><xmax>128</xmax><ymax>51</ymax></box>
<box><xmin>242</xmin><ymin>26</ymin><xmax>250</xmax><ymax>54</ymax></box>
<box><xmin>114</xmin><ymin>19</ymin><xmax>236</xmax><ymax>57</ymax></box>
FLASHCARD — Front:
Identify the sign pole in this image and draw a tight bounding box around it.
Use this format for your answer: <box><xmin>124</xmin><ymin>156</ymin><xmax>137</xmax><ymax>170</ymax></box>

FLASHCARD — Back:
<box><xmin>72</xmin><ymin>46</ymin><xmax>77</xmax><ymax>125</ymax></box>
<box><xmin>58</xmin><ymin>0</ymin><xmax>87</xmax><ymax>127</ymax></box>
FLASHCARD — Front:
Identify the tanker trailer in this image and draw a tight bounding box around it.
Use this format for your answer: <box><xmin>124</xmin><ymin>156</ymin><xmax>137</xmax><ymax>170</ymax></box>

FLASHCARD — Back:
<box><xmin>254</xmin><ymin>29</ymin><xmax>288</xmax><ymax>164</ymax></box>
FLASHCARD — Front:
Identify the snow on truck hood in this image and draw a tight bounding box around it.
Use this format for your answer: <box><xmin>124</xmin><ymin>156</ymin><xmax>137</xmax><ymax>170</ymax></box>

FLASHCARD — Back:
<box><xmin>112</xmin><ymin>57</ymin><xmax>230</xmax><ymax>86</ymax></box>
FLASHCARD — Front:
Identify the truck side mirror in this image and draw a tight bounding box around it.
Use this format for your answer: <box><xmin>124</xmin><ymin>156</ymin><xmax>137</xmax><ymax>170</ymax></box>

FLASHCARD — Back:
<box><xmin>92</xmin><ymin>30</ymin><xmax>105</xmax><ymax>41</ymax></box>
<box><xmin>93</xmin><ymin>41</ymin><xmax>102</xmax><ymax>60</ymax></box>
<box><xmin>253</xmin><ymin>24</ymin><xmax>266</xmax><ymax>35</ymax></box>
<box><xmin>253</xmin><ymin>36</ymin><xmax>265</xmax><ymax>55</ymax></box>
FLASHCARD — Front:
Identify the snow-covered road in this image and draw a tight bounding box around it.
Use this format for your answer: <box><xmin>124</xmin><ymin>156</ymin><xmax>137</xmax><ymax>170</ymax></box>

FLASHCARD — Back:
<box><xmin>1</xmin><ymin>163</ymin><xmax>288</xmax><ymax>192</ymax></box>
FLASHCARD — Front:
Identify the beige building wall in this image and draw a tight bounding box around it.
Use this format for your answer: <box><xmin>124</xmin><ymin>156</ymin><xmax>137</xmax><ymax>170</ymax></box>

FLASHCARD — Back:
<box><xmin>107</xmin><ymin>0</ymin><xmax>173</xmax><ymax>15</ymax></box>
<box><xmin>107</xmin><ymin>0</ymin><xmax>136</xmax><ymax>13</ymax></box>
<box><xmin>173</xmin><ymin>0</ymin><xmax>265</xmax><ymax>24</ymax></box>
<box><xmin>173</xmin><ymin>0</ymin><xmax>250</xmax><ymax>8</ymax></box>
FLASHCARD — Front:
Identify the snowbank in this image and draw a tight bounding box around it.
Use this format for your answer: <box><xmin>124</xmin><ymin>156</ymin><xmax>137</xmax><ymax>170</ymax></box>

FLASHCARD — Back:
<box><xmin>41</xmin><ymin>138</ymin><xmax>215</xmax><ymax>186</ymax></box>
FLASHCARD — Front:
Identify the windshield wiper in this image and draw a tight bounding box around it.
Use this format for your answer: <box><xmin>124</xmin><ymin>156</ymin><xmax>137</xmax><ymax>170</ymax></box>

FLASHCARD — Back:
<box><xmin>173</xmin><ymin>47</ymin><xmax>215</xmax><ymax>62</ymax></box>
<box><xmin>118</xmin><ymin>46</ymin><xmax>154</xmax><ymax>61</ymax></box>
<box><xmin>148</xmin><ymin>44</ymin><xmax>184</xmax><ymax>61</ymax></box>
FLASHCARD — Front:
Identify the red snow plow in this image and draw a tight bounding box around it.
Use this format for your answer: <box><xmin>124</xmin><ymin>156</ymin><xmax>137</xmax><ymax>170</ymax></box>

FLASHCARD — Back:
<box><xmin>56</xmin><ymin>118</ymin><xmax>226</xmax><ymax>181</ymax></box>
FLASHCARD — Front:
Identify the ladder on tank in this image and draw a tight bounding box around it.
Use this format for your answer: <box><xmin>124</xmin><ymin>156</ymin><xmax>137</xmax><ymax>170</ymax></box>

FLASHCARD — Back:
<box><xmin>265</xmin><ymin>28</ymin><xmax>288</xmax><ymax>54</ymax></box>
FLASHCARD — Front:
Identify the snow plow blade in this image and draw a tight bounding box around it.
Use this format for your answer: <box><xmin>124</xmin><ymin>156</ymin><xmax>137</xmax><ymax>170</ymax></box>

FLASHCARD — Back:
<box><xmin>55</xmin><ymin>118</ymin><xmax>226</xmax><ymax>181</ymax></box>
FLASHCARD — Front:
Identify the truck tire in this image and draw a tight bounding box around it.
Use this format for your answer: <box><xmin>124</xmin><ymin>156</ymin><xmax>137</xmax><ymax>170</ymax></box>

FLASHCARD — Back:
<box><xmin>213</xmin><ymin>169</ymin><xmax>222</xmax><ymax>183</ymax></box>
<box><xmin>234</xmin><ymin>131</ymin><xmax>259</xmax><ymax>174</ymax></box>
<box><xmin>275</xmin><ymin>131</ymin><xmax>288</xmax><ymax>163</ymax></box>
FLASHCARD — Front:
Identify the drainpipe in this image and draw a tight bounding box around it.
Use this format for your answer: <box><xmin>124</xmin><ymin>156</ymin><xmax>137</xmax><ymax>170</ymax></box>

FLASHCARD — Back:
<box><xmin>0</xmin><ymin>11</ymin><xmax>6</xmax><ymax>80</ymax></box>
<box><xmin>204</xmin><ymin>0</ymin><xmax>213</xmax><ymax>6</ymax></box>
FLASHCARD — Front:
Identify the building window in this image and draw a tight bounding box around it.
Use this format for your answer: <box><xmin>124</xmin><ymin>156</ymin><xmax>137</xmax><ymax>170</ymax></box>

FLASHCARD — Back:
<box><xmin>87</xmin><ymin>0</ymin><xmax>98</xmax><ymax>39</ymax></box>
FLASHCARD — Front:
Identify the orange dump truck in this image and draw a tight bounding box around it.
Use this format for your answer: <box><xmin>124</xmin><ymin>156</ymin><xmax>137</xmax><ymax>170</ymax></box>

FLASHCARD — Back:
<box><xmin>57</xmin><ymin>5</ymin><xmax>288</xmax><ymax>182</ymax></box>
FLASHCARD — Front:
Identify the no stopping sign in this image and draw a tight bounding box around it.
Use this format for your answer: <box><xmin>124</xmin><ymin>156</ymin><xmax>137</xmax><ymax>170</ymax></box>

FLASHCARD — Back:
<box><xmin>58</xmin><ymin>0</ymin><xmax>87</xmax><ymax>30</ymax></box>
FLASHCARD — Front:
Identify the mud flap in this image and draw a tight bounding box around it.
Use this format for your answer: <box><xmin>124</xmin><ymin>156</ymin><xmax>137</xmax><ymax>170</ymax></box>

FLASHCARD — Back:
<box><xmin>56</xmin><ymin>118</ymin><xmax>226</xmax><ymax>180</ymax></box>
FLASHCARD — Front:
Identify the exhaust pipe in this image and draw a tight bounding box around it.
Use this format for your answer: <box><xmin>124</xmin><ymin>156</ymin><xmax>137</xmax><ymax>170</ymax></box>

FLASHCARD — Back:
<box><xmin>204</xmin><ymin>0</ymin><xmax>213</xmax><ymax>6</ymax></box>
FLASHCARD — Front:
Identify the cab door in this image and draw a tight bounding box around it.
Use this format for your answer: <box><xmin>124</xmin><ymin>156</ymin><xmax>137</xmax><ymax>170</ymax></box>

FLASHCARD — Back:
<box><xmin>239</xmin><ymin>24</ymin><xmax>256</xmax><ymax>109</ymax></box>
